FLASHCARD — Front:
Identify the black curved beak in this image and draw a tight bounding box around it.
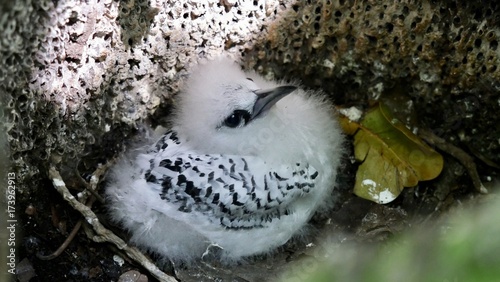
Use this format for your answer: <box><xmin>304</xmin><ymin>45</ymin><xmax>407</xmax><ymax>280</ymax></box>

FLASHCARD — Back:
<box><xmin>251</xmin><ymin>86</ymin><xmax>297</xmax><ymax>120</ymax></box>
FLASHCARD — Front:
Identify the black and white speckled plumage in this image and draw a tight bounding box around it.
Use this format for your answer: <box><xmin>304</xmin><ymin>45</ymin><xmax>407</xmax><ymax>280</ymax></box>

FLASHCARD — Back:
<box><xmin>143</xmin><ymin>131</ymin><xmax>317</xmax><ymax>230</ymax></box>
<box><xmin>105</xmin><ymin>58</ymin><xmax>343</xmax><ymax>263</ymax></box>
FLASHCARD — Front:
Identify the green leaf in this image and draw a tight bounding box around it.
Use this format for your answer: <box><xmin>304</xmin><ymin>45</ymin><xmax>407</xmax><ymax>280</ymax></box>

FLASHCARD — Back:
<box><xmin>353</xmin><ymin>103</ymin><xmax>443</xmax><ymax>204</ymax></box>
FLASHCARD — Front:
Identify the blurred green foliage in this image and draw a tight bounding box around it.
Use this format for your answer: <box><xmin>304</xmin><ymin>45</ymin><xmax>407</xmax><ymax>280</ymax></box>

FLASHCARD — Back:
<box><xmin>281</xmin><ymin>196</ymin><xmax>500</xmax><ymax>282</ymax></box>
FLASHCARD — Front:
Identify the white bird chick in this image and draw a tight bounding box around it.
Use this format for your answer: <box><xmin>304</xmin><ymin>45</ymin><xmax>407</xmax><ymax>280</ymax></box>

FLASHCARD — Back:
<box><xmin>105</xmin><ymin>58</ymin><xmax>344</xmax><ymax>264</ymax></box>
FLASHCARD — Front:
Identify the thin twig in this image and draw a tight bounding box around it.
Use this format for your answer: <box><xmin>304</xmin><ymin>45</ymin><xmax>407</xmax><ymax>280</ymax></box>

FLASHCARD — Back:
<box><xmin>37</xmin><ymin>189</ymin><xmax>99</xmax><ymax>260</ymax></box>
<box><xmin>48</xmin><ymin>167</ymin><xmax>177</xmax><ymax>282</ymax></box>
<box><xmin>418</xmin><ymin>128</ymin><xmax>488</xmax><ymax>194</ymax></box>
<box><xmin>36</xmin><ymin>163</ymin><xmax>108</xmax><ymax>261</ymax></box>
<box><xmin>37</xmin><ymin>220</ymin><xmax>83</xmax><ymax>260</ymax></box>
<box><xmin>76</xmin><ymin>162</ymin><xmax>114</xmax><ymax>204</ymax></box>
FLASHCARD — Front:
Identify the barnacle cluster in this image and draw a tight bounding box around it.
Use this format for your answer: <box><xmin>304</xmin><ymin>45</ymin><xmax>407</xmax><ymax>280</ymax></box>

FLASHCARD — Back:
<box><xmin>243</xmin><ymin>0</ymin><xmax>500</xmax><ymax>163</ymax></box>
<box><xmin>247</xmin><ymin>1</ymin><xmax>500</xmax><ymax>94</ymax></box>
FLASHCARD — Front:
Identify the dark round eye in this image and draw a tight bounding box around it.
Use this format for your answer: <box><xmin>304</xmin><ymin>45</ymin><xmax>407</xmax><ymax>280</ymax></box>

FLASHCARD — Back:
<box><xmin>224</xmin><ymin>110</ymin><xmax>251</xmax><ymax>128</ymax></box>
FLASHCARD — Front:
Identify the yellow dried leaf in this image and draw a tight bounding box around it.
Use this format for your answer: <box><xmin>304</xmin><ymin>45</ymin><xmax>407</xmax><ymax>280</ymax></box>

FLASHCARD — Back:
<box><xmin>353</xmin><ymin>103</ymin><xmax>443</xmax><ymax>204</ymax></box>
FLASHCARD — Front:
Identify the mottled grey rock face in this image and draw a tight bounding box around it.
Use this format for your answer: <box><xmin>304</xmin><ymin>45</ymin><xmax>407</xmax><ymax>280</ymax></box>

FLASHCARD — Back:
<box><xmin>2</xmin><ymin>0</ymin><xmax>289</xmax><ymax>193</ymax></box>
<box><xmin>2</xmin><ymin>0</ymin><xmax>500</xmax><ymax>204</ymax></box>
